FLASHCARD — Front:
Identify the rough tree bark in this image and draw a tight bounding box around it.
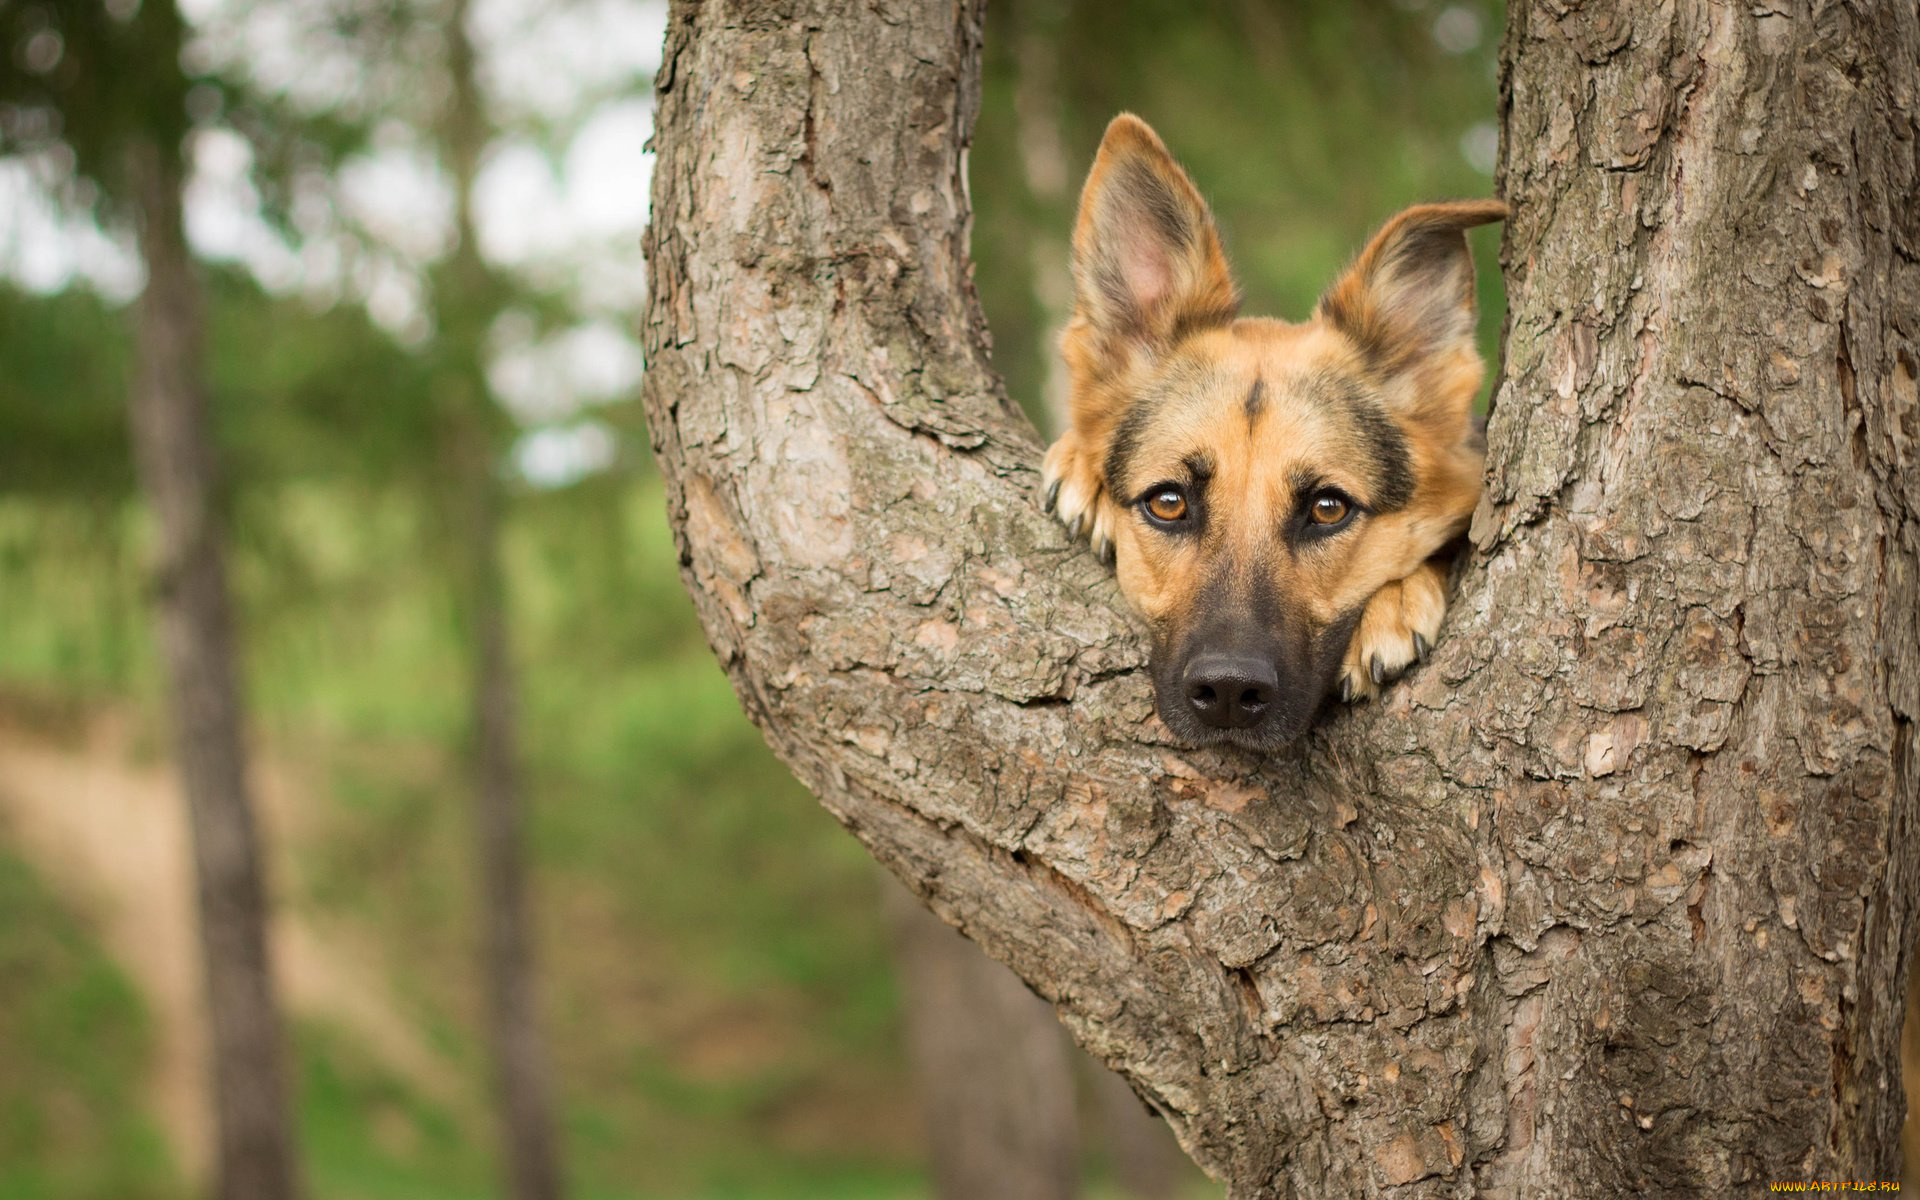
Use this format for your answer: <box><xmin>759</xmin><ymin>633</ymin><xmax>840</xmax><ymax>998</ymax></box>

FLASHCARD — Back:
<box><xmin>640</xmin><ymin>2</ymin><xmax>1919</xmax><ymax>1196</ymax></box>
<box><xmin>124</xmin><ymin>7</ymin><xmax>299</xmax><ymax>1188</ymax></box>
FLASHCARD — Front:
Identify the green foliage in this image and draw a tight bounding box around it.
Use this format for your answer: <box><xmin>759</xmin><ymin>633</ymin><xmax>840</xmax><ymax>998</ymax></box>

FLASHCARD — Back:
<box><xmin>207</xmin><ymin>267</ymin><xmax>442</xmax><ymax>491</ymax></box>
<box><xmin>0</xmin><ymin>0</ymin><xmax>193</xmax><ymax>208</ymax></box>
<box><xmin>0</xmin><ymin>284</ymin><xmax>133</xmax><ymax>497</ymax></box>
<box><xmin>0</xmin><ymin>849</ymin><xmax>182</xmax><ymax>1200</ymax></box>
<box><xmin>0</xmin><ymin>499</ymin><xmax>150</xmax><ymax>697</ymax></box>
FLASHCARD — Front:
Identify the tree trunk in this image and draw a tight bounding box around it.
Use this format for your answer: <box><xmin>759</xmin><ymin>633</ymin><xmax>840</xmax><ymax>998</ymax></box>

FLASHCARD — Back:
<box><xmin>883</xmin><ymin>878</ymin><xmax>1081</xmax><ymax>1200</ymax></box>
<box><xmin>126</xmin><ymin>130</ymin><xmax>300</xmax><ymax>1200</ymax></box>
<box><xmin>461</xmin><ymin>425</ymin><xmax>563</xmax><ymax>1200</ymax></box>
<box><xmin>640</xmin><ymin>2</ymin><xmax>1920</xmax><ymax>1195</ymax></box>
<box><xmin>439</xmin><ymin>2</ymin><xmax>565</xmax><ymax>1196</ymax></box>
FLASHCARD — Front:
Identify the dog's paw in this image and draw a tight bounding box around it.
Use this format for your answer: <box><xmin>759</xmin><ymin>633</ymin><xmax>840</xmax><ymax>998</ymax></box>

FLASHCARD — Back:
<box><xmin>1041</xmin><ymin>430</ymin><xmax>1117</xmax><ymax>565</ymax></box>
<box><xmin>1338</xmin><ymin>561</ymin><xmax>1449</xmax><ymax>703</ymax></box>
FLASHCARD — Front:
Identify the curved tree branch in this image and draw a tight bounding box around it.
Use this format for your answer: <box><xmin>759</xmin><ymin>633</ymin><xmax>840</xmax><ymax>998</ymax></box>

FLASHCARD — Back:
<box><xmin>641</xmin><ymin>2</ymin><xmax>1920</xmax><ymax>1195</ymax></box>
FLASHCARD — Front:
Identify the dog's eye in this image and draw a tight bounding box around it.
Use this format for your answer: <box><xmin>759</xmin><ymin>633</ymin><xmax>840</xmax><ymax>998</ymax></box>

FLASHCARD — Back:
<box><xmin>1309</xmin><ymin>493</ymin><xmax>1350</xmax><ymax>526</ymax></box>
<box><xmin>1144</xmin><ymin>488</ymin><xmax>1189</xmax><ymax>523</ymax></box>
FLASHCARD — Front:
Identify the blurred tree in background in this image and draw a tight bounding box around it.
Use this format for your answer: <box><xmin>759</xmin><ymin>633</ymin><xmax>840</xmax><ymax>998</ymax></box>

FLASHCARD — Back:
<box><xmin>418</xmin><ymin>0</ymin><xmax>567</xmax><ymax>1192</ymax></box>
<box><xmin>2</xmin><ymin>1</ymin><xmax>302</xmax><ymax>1195</ymax></box>
<box><xmin>0</xmin><ymin>1</ymin><xmax>1500</xmax><ymax>1197</ymax></box>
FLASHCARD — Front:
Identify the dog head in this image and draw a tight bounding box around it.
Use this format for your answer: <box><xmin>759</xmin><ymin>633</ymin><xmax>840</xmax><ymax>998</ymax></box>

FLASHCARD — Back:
<box><xmin>1061</xmin><ymin>114</ymin><xmax>1502</xmax><ymax>748</ymax></box>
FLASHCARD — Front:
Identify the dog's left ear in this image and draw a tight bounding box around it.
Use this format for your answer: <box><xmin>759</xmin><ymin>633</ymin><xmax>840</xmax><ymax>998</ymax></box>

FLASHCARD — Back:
<box><xmin>1067</xmin><ymin>114</ymin><xmax>1239</xmax><ymax>372</ymax></box>
<box><xmin>1316</xmin><ymin>200</ymin><xmax>1507</xmax><ymax>410</ymax></box>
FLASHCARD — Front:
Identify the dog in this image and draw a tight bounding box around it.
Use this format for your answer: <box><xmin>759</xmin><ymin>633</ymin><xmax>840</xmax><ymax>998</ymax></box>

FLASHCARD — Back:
<box><xmin>1040</xmin><ymin>114</ymin><xmax>1505</xmax><ymax>749</ymax></box>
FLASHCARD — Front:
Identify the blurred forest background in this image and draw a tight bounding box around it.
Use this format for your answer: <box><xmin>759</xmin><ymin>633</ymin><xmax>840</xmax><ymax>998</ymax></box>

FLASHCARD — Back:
<box><xmin>0</xmin><ymin>1</ymin><xmax>1504</xmax><ymax>1197</ymax></box>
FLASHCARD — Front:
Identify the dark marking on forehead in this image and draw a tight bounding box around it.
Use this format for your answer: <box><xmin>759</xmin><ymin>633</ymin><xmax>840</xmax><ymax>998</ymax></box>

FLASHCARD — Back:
<box><xmin>1244</xmin><ymin>377</ymin><xmax>1266</xmax><ymax>427</ymax></box>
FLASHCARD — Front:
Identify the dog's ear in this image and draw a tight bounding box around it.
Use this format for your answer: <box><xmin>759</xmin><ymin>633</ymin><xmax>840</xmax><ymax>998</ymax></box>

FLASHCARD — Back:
<box><xmin>1316</xmin><ymin>200</ymin><xmax>1507</xmax><ymax>410</ymax></box>
<box><xmin>1067</xmin><ymin>114</ymin><xmax>1238</xmax><ymax>372</ymax></box>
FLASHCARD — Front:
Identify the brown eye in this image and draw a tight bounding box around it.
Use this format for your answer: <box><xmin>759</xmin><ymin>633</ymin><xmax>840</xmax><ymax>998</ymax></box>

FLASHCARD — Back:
<box><xmin>1145</xmin><ymin>488</ymin><xmax>1188</xmax><ymax>523</ymax></box>
<box><xmin>1310</xmin><ymin>493</ymin><xmax>1350</xmax><ymax>525</ymax></box>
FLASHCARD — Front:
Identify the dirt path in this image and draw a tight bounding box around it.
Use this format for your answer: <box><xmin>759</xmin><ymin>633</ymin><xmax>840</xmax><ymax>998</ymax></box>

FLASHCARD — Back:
<box><xmin>0</xmin><ymin>711</ymin><xmax>465</xmax><ymax>1186</ymax></box>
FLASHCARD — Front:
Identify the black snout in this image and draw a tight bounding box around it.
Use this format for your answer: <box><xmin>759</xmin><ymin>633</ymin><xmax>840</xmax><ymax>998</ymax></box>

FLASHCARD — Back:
<box><xmin>1182</xmin><ymin>654</ymin><xmax>1279</xmax><ymax>731</ymax></box>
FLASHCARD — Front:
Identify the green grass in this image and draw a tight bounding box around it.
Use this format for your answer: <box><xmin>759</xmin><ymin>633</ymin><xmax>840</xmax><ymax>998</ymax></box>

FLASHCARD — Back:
<box><xmin>297</xmin><ymin>1022</ymin><xmax>491</xmax><ymax>1200</ymax></box>
<box><xmin>0</xmin><ymin>849</ymin><xmax>182</xmax><ymax>1200</ymax></box>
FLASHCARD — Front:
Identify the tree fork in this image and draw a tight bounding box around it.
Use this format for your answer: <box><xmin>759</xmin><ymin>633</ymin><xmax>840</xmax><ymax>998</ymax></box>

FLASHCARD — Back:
<box><xmin>640</xmin><ymin>2</ymin><xmax>1920</xmax><ymax>1195</ymax></box>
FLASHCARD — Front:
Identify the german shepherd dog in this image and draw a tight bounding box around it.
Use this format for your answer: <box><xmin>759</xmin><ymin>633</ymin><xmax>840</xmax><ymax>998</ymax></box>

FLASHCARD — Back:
<box><xmin>1041</xmin><ymin>115</ymin><xmax>1505</xmax><ymax>749</ymax></box>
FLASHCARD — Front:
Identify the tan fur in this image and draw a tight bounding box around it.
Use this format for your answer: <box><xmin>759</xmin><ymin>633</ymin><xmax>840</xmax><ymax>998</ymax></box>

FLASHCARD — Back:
<box><xmin>1042</xmin><ymin>114</ymin><xmax>1504</xmax><ymax>739</ymax></box>
<box><xmin>1044</xmin><ymin>116</ymin><xmax>1240</xmax><ymax>556</ymax></box>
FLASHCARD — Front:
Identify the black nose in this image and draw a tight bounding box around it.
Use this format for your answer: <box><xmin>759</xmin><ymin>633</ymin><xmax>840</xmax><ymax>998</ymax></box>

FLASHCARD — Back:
<box><xmin>1183</xmin><ymin>654</ymin><xmax>1279</xmax><ymax>730</ymax></box>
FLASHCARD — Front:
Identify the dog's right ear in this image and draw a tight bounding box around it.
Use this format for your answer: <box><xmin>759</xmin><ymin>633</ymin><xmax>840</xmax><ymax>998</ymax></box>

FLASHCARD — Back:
<box><xmin>1314</xmin><ymin>200</ymin><xmax>1506</xmax><ymax>424</ymax></box>
<box><xmin>1066</xmin><ymin>115</ymin><xmax>1238</xmax><ymax>375</ymax></box>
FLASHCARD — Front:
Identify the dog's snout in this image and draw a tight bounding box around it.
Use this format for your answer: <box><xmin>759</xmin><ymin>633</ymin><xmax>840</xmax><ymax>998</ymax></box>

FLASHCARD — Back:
<box><xmin>1182</xmin><ymin>654</ymin><xmax>1279</xmax><ymax>731</ymax></box>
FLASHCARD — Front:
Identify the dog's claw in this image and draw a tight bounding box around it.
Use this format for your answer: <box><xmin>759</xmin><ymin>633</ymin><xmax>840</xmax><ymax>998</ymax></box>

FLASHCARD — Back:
<box><xmin>1413</xmin><ymin>632</ymin><xmax>1430</xmax><ymax>662</ymax></box>
<box><xmin>1042</xmin><ymin>478</ymin><xmax>1061</xmax><ymax>515</ymax></box>
<box><xmin>1369</xmin><ymin>655</ymin><xmax>1385</xmax><ymax>687</ymax></box>
<box><xmin>1095</xmin><ymin>537</ymin><xmax>1115</xmax><ymax>567</ymax></box>
<box><xmin>1339</xmin><ymin>675</ymin><xmax>1353</xmax><ymax>703</ymax></box>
